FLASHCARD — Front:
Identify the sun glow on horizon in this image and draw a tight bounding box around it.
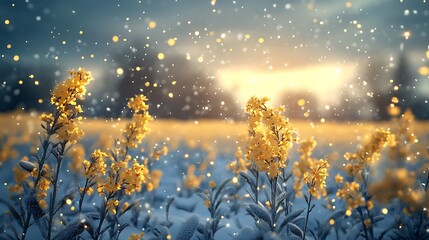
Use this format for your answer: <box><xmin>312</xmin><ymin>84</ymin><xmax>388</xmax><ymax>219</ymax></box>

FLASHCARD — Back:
<box><xmin>218</xmin><ymin>64</ymin><xmax>356</xmax><ymax>106</ymax></box>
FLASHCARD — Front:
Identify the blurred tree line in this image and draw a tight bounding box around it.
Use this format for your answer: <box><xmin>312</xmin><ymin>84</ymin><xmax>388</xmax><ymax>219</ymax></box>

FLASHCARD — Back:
<box><xmin>1</xmin><ymin>50</ymin><xmax>428</xmax><ymax>120</ymax></box>
<box><xmin>0</xmin><ymin>43</ymin><xmax>241</xmax><ymax>120</ymax></box>
<box><xmin>280</xmin><ymin>53</ymin><xmax>429</xmax><ymax>121</ymax></box>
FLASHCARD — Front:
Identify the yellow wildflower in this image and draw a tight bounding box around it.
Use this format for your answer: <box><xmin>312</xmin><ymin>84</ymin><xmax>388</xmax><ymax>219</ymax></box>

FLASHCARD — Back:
<box><xmin>127</xmin><ymin>160</ymin><xmax>149</xmax><ymax>194</ymax></box>
<box><xmin>209</xmin><ymin>180</ymin><xmax>216</xmax><ymax>189</ymax></box>
<box><xmin>204</xmin><ymin>199</ymin><xmax>211</xmax><ymax>208</ymax></box>
<box><xmin>334</xmin><ymin>174</ymin><xmax>343</xmax><ymax>183</ymax></box>
<box><xmin>304</xmin><ymin>159</ymin><xmax>329</xmax><ymax>199</ymax></box>
<box><xmin>68</xmin><ymin>144</ymin><xmax>85</xmax><ymax>173</ymax></box>
<box><xmin>37</xmin><ymin>177</ymin><xmax>51</xmax><ymax>208</ymax></box>
<box><xmin>245</xmin><ymin>96</ymin><xmax>296</xmax><ymax>179</ymax></box>
<box><xmin>128</xmin><ymin>232</ymin><xmax>145</xmax><ymax>240</ymax></box>
<box><xmin>106</xmin><ymin>199</ymin><xmax>119</xmax><ymax>214</ymax></box>
<box><xmin>336</xmin><ymin>181</ymin><xmax>365</xmax><ymax>210</ymax></box>
<box><xmin>146</xmin><ymin>169</ymin><xmax>163</xmax><ymax>192</ymax></box>
<box><xmin>44</xmin><ymin>68</ymin><xmax>93</xmax><ymax>143</ymax></box>
<box><xmin>122</xmin><ymin>94</ymin><xmax>153</xmax><ymax>149</ymax></box>
<box><xmin>226</xmin><ymin>147</ymin><xmax>248</xmax><ymax>175</ymax></box>
<box><xmin>121</xmin><ymin>201</ymin><xmax>130</xmax><ymax>213</ymax></box>
<box><xmin>152</xmin><ymin>145</ymin><xmax>169</xmax><ymax>160</ymax></box>
<box><xmin>183</xmin><ymin>165</ymin><xmax>204</xmax><ymax>190</ymax></box>
<box><xmin>293</xmin><ymin>138</ymin><xmax>317</xmax><ymax>197</ymax></box>
<box><xmin>364</xmin><ymin>218</ymin><xmax>371</xmax><ymax>228</ymax></box>
<box><xmin>51</xmin><ymin>68</ymin><xmax>93</xmax><ymax>112</ymax></box>
<box><xmin>369</xmin><ymin>168</ymin><xmax>422</xmax><ymax>208</ymax></box>
<box><xmin>8</xmin><ymin>166</ymin><xmax>31</xmax><ymax>193</ymax></box>
<box><xmin>84</xmin><ymin>149</ymin><xmax>108</xmax><ymax>178</ymax></box>
<box><xmin>344</xmin><ymin>129</ymin><xmax>395</xmax><ymax>177</ymax></box>
<box><xmin>39</xmin><ymin>113</ymin><xmax>53</xmax><ymax>123</ymax></box>
<box><xmin>389</xmin><ymin>109</ymin><xmax>418</xmax><ymax>162</ymax></box>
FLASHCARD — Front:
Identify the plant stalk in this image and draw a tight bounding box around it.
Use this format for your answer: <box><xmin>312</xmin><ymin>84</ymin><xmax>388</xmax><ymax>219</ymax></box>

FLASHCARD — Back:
<box><xmin>302</xmin><ymin>193</ymin><xmax>313</xmax><ymax>240</ymax></box>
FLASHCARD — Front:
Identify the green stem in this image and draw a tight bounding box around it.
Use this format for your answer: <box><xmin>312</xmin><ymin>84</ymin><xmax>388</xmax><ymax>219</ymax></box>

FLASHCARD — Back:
<box><xmin>95</xmin><ymin>202</ymin><xmax>109</xmax><ymax>240</ymax></box>
<box><xmin>78</xmin><ymin>178</ymin><xmax>90</xmax><ymax>214</ymax></box>
<box><xmin>361</xmin><ymin>167</ymin><xmax>374</xmax><ymax>240</ymax></box>
<box><xmin>255</xmin><ymin>171</ymin><xmax>259</xmax><ymax>203</ymax></box>
<box><xmin>270</xmin><ymin>177</ymin><xmax>278</xmax><ymax>231</ymax></box>
<box><xmin>357</xmin><ymin>207</ymin><xmax>370</xmax><ymax>240</ymax></box>
<box><xmin>302</xmin><ymin>193</ymin><xmax>313</xmax><ymax>240</ymax></box>
<box><xmin>20</xmin><ymin>212</ymin><xmax>31</xmax><ymax>240</ymax></box>
<box><xmin>21</xmin><ymin>124</ymin><xmax>56</xmax><ymax>240</ymax></box>
<box><xmin>47</xmin><ymin>148</ymin><xmax>64</xmax><ymax>240</ymax></box>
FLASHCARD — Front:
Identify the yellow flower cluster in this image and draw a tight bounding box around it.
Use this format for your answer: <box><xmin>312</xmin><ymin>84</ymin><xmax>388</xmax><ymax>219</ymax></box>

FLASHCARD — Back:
<box><xmin>30</xmin><ymin>164</ymin><xmax>52</xmax><ymax>208</ymax></box>
<box><xmin>51</xmin><ymin>69</ymin><xmax>92</xmax><ymax>113</ymax></box>
<box><xmin>344</xmin><ymin>129</ymin><xmax>395</xmax><ymax>177</ymax></box>
<box><xmin>42</xmin><ymin>69</ymin><xmax>93</xmax><ymax>143</ymax></box>
<box><xmin>98</xmin><ymin>160</ymin><xmax>150</xmax><ymax>196</ymax></box>
<box><xmin>128</xmin><ymin>232</ymin><xmax>145</xmax><ymax>240</ymax></box>
<box><xmin>369</xmin><ymin>168</ymin><xmax>422</xmax><ymax>207</ymax></box>
<box><xmin>304</xmin><ymin>159</ymin><xmax>329</xmax><ymax>199</ymax></box>
<box><xmin>57</xmin><ymin>117</ymin><xmax>85</xmax><ymax>144</ymax></box>
<box><xmin>204</xmin><ymin>198</ymin><xmax>211</xmax><ymax>208</ymax></box>
<box><xmin>122</xmin><ymin>95</ymin><xmax>153</xmax><ymax>149</ymax></box>
<box><xmin>226</xmin><ymin>147</ymin><xmax>248</xmax><ymax>175</ymax></box>
<box><xmin>106</xmin><ymin>199</ymin><xmax>119</xmax><ymax>214</ymax></box>
<box><xmin>0</xmin><ymin>136</ymin><xmax>18</xmax><ymax>164</ymax></box>
<box><xmin>8</xmin><ymin>166</ymin><xmax>30</xmax><ymax>193</ymax></box>
<box><xmin>146</xmin><ymin>169</ymin><xmax>163</xmax><ymax>192</ymax></box>
<box><xmin>120</xmin><ymin>160</ymin><xmax>150</xmax><ymax>195</ymax></box>
<box><xmin>245</xmin><ymin>96</ymin><xmax>296</xmax><ymax>178</ymax></box>
<box><xmin>336</xmin><ymin>181</ymin><xmax>365</xmax><ymax>210</ymax></box>
<box><xmin>151</xmin><ymin>145</ymin><xmax>169</xmax><ymax>161</ymax></box>
<box><xmin>68</xmin><ymin>144</ymin><xmax>85</xmax><ymax>173</ymax></box>
<box><xmin>389</xmin><ymin>109</ymin><xmax>418</xmax><ymax>162</ymax></box>
<box><xmin>293</xmin><ymin>138</ymin><xmax>329</xmax><ymax>198</ymax></box>
<box><xmin>183</xmin><ymin>165</ymin><xmax>205</xmax><ymax>190</ymax></box>
<box><xmin>293</xmin><ymin>138</ymin><xmax>317</xmax><ymax>198</ymax></box>
<box><xmin>83</xmin><ymin>149</ymin><xmax>107</xmax><ymax>178</ymax></box>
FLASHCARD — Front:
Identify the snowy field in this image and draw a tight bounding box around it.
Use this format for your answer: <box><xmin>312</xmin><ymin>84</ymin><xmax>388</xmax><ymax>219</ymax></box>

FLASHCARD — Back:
<box><xmin>1</xmin><ymin>113</ymin><xmax>429</xmax><ymax>239</ymax></box>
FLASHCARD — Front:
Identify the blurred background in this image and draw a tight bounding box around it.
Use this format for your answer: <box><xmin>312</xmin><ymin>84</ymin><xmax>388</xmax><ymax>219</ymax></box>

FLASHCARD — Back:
<box><xmin>0</xmin><ymin>0</ymin><xmax>428</xmax><ymax>121</ymax></box>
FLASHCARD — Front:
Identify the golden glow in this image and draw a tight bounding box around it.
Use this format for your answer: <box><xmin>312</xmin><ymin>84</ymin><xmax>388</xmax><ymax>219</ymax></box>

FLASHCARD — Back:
<box><xmin>157</xmin><ymin>52</ymin><xmax>165</xmax><ymax>60</ymax></box>
<box><xmin>148</xmin><ymin>21</ymin><xmax>157</xmax><ymax>29</ymax></box>
<box><xmin>419</xmin><ymin>66</ymin><xmax>429</xmax><ymax>76</ymax></box>
<box><xmin>218</xmin><ymin>64</ymin><xmax>355</xmax><ymax>105</ymax></box>
<box><xmin>112</xmin><ymin>35</ymin><xmax>119</xmax><ymax>43</ymax></box>
<box><xmin>403</xmin><ymin>31</ymin><xmax>411</xmax><ymax>40</ymax></box>
<box><xmin>13</xmin><ymin>55</ymin><xmax>19</xmax><ymax>61</ymax></box>
<box><xmin>116</xmin><ymin>68</ymin><xmax>124</xmax><ymax>75</ymax></box>
<box><xmin>345</xmin><ymin>209</ymin><xmax>352</xmax><ymax>216</ymax></box>
<box><xmin>167</xmin><ymin>38</ymin><xmax>176</xmax><ymax>46</ymax></box>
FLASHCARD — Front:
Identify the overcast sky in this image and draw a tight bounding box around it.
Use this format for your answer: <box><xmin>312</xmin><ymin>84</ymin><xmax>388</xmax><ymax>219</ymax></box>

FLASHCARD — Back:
<box><xmin>1</xmin><ymin>0</ymin><xmax>428</xmax><ymax>104</ymax></box>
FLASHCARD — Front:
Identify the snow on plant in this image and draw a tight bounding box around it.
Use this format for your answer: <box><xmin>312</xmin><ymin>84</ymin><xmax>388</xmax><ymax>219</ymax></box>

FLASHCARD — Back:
<box><xmin>1</xmin><ymin>75</ymin><xmax>429</xmax><ymax>240</ymax></box>
<box><xmin>336</xmin><ymin>129</ymin><xmax>396</xmax><ymax>240</ymax></box>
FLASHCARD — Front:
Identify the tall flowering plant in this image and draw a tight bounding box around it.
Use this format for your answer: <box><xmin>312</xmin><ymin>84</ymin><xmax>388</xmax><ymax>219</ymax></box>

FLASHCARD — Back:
<box><xmin>18</xmin><ymin>69</ymin><xmax>93</xmax><ymax>240</ymax></box>
<box><xmin>243</xmin><ymin>96</ymin><xmax>303</xmax><ymax>237</ymax></box>
<box><xmin>336</xmin><ymin>129</ymin><xmax>395</xmax><ymax>240</ymax></box>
